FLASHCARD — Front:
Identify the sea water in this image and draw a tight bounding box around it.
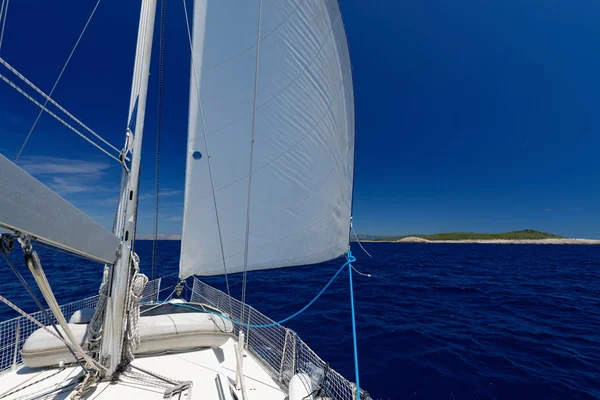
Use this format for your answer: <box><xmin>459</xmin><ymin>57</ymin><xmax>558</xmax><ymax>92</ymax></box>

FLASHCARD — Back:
<box><xmin>0</xmin><ymin>241</ymin><xmax>598</xmax><ymax>399</ymax></box>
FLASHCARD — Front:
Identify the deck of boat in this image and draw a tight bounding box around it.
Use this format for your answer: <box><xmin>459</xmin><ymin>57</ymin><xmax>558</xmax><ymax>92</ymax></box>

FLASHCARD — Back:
<box><xmin>0</xmin><ymin>338</ymin><xmax>285</xmax><ymax>399</ymax></box>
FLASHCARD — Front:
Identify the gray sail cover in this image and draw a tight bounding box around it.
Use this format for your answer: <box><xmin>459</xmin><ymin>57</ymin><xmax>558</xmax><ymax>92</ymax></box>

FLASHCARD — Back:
<box><xmin>180</xmin><ymin>0</ymin><xmax>354</xmax><ymax>277</ymax></box>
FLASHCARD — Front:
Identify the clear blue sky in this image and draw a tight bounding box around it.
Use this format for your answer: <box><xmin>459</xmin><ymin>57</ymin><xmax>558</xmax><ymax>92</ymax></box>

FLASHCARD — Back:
<box><xmin>1</xmin><ymin>0</ymin><xmax>599</xmax><ymax>238</ymax></box>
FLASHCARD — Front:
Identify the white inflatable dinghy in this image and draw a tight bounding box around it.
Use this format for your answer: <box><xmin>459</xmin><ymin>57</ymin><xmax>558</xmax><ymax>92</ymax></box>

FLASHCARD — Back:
<box><xmin>22</xmin><ymin>308</ymin><xmax>233</xmax><ymax>368</ymax></box>
<box><xmin>289</xmin><ymin>373</ymin><xmax>317</xmax><ymax>400</ymax></box>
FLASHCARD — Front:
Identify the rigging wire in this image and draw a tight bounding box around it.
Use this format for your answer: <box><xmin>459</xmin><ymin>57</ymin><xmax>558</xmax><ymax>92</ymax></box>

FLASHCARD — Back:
<box><xmin>0</xmin><ymin>366</ymin><xmax>68</xmax><ymax>399</ymax></box>
<box><xmin>0</xmin><ymin>57</ymin><xmax>120</xmax><ymax>154</ymax></box>
<box><xmin>0</xmin><ymin>0</ymin><xmax>8</xmax><ymax>53</ymax></box>
<box><xmin>15</xmin><ymin>0</ymin><xmax>103</xmax><ymax>162</ymax></box>
<box><xmin>241</xmin><ymin>0</ymin><xmax>264</xmax><ymax>315</ymax></box>
<box><xmin>0</xmin><ymin>0</ymin><xmax>5</xmax><ymax>33</ymax></box>
<box><xmin>182</xmin><ymin>0</ymin><xmax>232</xmax><ymax>304</ymax></box>
<box><xmin>0</xmin><ymin>72</ymin><xmax>121</xmax><ymax>162</ymax></box>
<box><xmin>152</xmin><ymin>0</ymin><xmax>167</xmax><ymax>283</ymax></box>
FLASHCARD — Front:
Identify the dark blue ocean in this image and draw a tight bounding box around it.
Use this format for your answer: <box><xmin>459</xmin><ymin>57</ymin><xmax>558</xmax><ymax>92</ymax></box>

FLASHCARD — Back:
<box><xmin>1</xmin><ymin>241</ymin><xmax>599</xmax><ymax>400</ymax></box>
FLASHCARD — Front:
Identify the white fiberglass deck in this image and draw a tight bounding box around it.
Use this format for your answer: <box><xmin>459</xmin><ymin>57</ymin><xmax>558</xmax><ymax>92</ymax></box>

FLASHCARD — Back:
<box><xmin>0</xmin><ymin>338</ymin><xmax>285</xmax><ymax>399</ymax></box>
<box><xmin>0</xmin><ymin>277</ymin><xmax>364</xmax><ymax>399</ymax></box>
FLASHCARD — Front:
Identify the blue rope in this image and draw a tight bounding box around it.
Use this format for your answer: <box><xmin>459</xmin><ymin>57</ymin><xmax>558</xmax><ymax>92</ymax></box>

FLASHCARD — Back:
<box><xmin>169</xmin><ymin>252</ymin><xmax>357</xmax><ymax>329</ymax></box>
<box><xmin>347</xmin><ymin>250</ymin><xmax>361</xmax><ymax>400</ymax></box>
<box><xmin>168</xmin><ymin>250</ymin><xmax>362</xmax><ymax>398</ymax></box>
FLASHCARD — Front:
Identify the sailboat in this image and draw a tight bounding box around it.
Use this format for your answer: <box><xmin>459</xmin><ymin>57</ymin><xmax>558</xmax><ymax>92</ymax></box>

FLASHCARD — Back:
<box><xmin>0</xmin><ymin>0</ymin><xmax>365</xmax><ymax>399</ymax></box>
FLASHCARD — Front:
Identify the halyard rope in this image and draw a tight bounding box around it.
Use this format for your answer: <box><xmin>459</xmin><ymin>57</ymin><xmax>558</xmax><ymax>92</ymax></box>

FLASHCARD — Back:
<box><xmin>121</xmin><ymin>252</ymin><xmax>148</xmax><ymax>365</ymax></box>
<box><xmin>87</xmin><ymin>265</ymin><xmax>110</xmax><ymax>358</ymax></box>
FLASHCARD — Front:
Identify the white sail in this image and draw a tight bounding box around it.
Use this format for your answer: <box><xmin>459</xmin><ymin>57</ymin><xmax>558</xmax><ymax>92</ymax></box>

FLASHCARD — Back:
<box><xmin>180</xmin><ymin>0</ymin><xmax>354</xmax><ymax>277</ymax></box>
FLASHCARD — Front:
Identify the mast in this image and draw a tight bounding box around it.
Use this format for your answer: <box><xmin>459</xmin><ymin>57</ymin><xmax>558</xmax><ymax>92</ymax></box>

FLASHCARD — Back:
<box><xmin>100</xmin><ymin>0</ymin><xmax>157</xmax><ymax>376</ymax></box>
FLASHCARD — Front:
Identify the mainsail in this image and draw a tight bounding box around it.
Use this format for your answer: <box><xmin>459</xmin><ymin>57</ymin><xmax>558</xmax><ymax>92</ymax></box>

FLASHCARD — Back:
<box><xmin>181</xmin><ymin>0</ymin><xmax>354</xmax><ymax>277</ymax></box>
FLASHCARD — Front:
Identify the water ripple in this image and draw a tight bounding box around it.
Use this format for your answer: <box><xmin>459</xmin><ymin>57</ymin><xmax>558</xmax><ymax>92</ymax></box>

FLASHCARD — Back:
<box><xmin>0</xmin><ymin>241</ymin><xmax>599</xmax><ymax>399</ymax></box>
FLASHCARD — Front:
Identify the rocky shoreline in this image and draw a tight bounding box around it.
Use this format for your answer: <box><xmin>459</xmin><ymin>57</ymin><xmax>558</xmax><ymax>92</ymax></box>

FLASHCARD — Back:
<box><xmin>376</xmin><ymin>237</ymin><xmax>600</xmax><ymax>245</ymax></box>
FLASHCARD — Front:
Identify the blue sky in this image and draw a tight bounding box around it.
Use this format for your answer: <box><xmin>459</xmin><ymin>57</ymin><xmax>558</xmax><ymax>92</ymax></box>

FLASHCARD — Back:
<box><xmin>1</xmin><ymin>0</ymin><xmax>600</xmax><ymax>238</ymax></box>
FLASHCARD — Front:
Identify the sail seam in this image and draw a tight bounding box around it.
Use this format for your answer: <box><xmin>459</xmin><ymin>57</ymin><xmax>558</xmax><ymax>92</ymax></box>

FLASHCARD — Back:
<box><xmin>197</xmin><ymin>247</ymin><xmax>347</xmax><ymax>276</ymax></box>
<box><xmin>205</xmin><ymin>0</ymin><xmax>307</xmax><ymax>72</ymax></box>
<box><xmin>190</xmin><ymin>71</ymin><xmax>352</xmax><ymax>201</ymax></box>
<box><xmin>190</xmin><ymin>210</ymin><xmax>343</xmax><ymax>270</ymax></box>
<box><xmin>202</xmin><ymin>15</ymin><xmax>343</xmax><ymax>139</ymax></box>
<box><xmin>195</xmin><ymin>157</ymin><xmax>341</xmax><ymax>253</ymax></box>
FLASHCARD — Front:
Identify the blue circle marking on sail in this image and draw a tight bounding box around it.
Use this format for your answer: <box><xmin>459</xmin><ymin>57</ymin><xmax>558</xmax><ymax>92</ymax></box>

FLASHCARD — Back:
<box><xmin>192</xmin><ymin>151</ymin><xmax>202</xmax><ymax>160</ymax></box>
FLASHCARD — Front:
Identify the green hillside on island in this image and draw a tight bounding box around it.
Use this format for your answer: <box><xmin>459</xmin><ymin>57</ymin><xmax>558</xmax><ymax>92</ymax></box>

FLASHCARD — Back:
<box><xmin>373</xmin><ymin>230</ymin><xmax>563</xmax><ymax>242</ymax></box>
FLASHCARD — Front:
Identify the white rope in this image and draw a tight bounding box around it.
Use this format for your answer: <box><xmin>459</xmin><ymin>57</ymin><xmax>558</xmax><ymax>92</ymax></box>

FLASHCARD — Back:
<box><xmin>122</xmin><ymin>365</ymin><xmax>193</xmax><ymax>399</ymax></box>
<box><xmin>15</xmin><ymin>0</ymin><xmax>102</xmax><ymax>161</ymax></box>
<box><xmin>0</xmin><ymin>0</ymin><xmax>8</xmax><ymax>53</ymax></box>
<box><xmin>69</xmin><ymin>372</ymin><xmax>98</xmax><ymax>400</ymax></box>
<box><xmin>0</xmin><ymin>57</ymin><xmax>120</xmax><ymax>153</ymax></box>
<box><xmin>349</xmin><ymin>221</ymin><xmax>372</xmax><ymax>277</ymax></box>
<box><xmin>351</xmin><ymin>264</ymin><xmax>371</xmax><ymax>278</ymax></box>
<box><xmin>87</xmin><ymin>265</ymin><xmax>110</xmax><ymax>354</ymax></box>
<box><xmin>0</xmin><ymin>71</ymin><xmax>121</xmax><ymax>162</ymax></box>
<box><xmin>350</xmin><ymin>219</ymin><xmax>372</xmax><ymax>258</ymax></box>
<box><xmin>121</xmin><ymin>252</ymin><xmax>148</xmax><ymax>364</ymax></box>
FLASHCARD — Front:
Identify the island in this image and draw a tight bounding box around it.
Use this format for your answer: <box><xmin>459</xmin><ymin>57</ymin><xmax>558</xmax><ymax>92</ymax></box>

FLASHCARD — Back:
<box><xmin>359</xmin><ymin>230</ymin><xmax>600</xmax><ymax>245</ymax></box>
<box><xmin>136</xmin><ymin>234</ymin><xmax>182</xmax><ymax>240</ymax></box>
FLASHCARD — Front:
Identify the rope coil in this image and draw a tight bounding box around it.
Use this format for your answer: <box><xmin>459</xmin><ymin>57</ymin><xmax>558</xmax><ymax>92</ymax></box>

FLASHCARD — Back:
<box><xmin>121</xmin><ymin>252</ymin><xmax>148</xmax><ymax>365</ymax></box>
